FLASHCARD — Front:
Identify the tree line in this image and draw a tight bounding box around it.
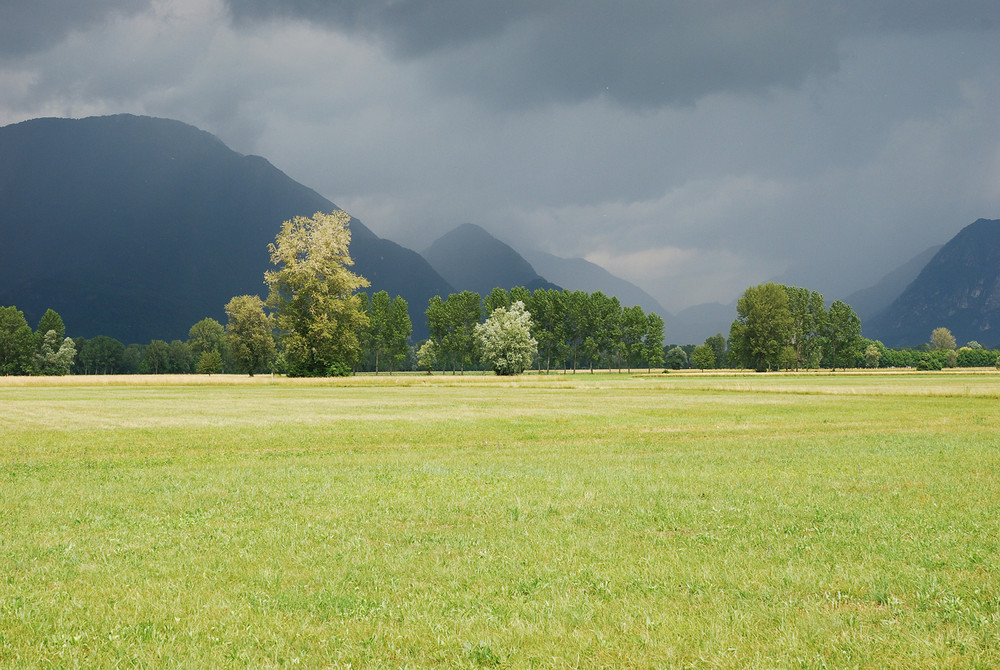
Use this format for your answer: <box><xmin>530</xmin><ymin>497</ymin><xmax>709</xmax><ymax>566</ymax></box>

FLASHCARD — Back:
<box><xmin>3</xmin><ymin>213</ymin><xmax>999</xmax><ymax>376</ymax></box>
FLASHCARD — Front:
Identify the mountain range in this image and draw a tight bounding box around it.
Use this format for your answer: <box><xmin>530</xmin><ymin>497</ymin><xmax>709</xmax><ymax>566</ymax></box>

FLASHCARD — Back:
<box><xmin>864</xmin><ymin>218</ymin><xmax>1000</xmax><ymax>347</ymax></box>
<box><xmin>1</xmin><ymin>114</ymin><xmax>997</xmax><ymax>348</ymax></box>
<box><xmin>0</xmin><ymin>114</ymin><xmax>451</xmax><ymax>342</ymax></box>
<box><xmin>0</xmin><ymin>114</ymin><xmax>667</xmax><ymax>344</ymax></box>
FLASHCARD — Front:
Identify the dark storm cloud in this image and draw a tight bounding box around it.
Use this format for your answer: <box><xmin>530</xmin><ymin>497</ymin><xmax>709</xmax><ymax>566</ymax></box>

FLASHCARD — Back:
<box><xmin>223</xmin><ymin>1</ymin><xmax>1000</xmax><ymax>109</ymax></box>
<box><xmin>224</xmin><ymin>2</ymin><xmax>843</xmax><ymax>107</ymax></box>
<box><xmin>0</xmin><ymin>0</ymin><xmax>151</xmax><ymax>57</ymax></box>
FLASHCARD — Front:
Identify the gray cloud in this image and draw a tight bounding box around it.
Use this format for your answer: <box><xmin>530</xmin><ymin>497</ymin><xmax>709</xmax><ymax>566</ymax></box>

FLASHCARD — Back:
<box><xmin>225</xmin><ymin>2</ymin><xmax>846</xmax><ymax>108</ymax></box>
<box><xmin>1</xmin><ymin>0</ymin><xmax>999</xmax><ymax>313</ymax></box>
<box><xmin>0</xmin><ymin>0</ymin><xmax>151</xmax><ymax>57</ymax></box>
<box><xmin>223</xmin><ymin>1</ymin><xmax>1000</xmax><ymax>109</ymax></box>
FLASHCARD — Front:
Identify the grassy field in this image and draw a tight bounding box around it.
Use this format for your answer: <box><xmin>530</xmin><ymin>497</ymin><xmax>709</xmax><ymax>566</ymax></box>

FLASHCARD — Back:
<box><xmin>1</xmin><ymin>372</ymin><xmax>999</xmax><ymax>668</ymax></box>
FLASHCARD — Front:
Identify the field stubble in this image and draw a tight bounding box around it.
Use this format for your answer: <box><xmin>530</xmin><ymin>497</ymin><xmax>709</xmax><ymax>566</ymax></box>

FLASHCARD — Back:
<box><xmin>1</xmin><ymin>372</ymin><xmax>999</xmax><ymax>667</ymax></box>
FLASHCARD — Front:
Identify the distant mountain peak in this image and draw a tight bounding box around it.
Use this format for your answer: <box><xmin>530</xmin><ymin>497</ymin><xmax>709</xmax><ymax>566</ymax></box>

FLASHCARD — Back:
<box><xmin>865</xmin><ymin>218</ymin><xmax>1000</xmax><ymax>347</ymax></box>
<box><xmin>422</xmin><ymin>224</ymin><xmax>558</xmax><ymax>296</ymax></box>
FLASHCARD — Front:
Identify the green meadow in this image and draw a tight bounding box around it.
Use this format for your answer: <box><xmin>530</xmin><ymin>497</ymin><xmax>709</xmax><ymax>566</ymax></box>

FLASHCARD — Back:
<box><xmin>2</xmin><ymin>372</ymin><xmax>999</xmax><ymax>668</ymax></box>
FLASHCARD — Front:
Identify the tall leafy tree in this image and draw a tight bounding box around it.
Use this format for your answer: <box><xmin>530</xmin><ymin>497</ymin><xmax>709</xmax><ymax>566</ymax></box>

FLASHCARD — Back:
<box><xmin>167</xmin><ymin>340</ymin><xmax>193</xmax><ymax>373</ymax></box>
<box><xmin>784</xmin><ymin>285</ymin><xmax>826</xmax><ymax>369</ymax></box>
<box><xmin>729</xmin><ymin>282</ymin><xmax>794</xmax><ymax>372</ymax></box>
<box><xmin>690</xmin><ymin>343</ymin><xmax>716</xmax><ymax>369</ymax></box>
<box><xmin>386</xmin><ymin>296</ymin><xmax>412</xmax><ymax>372</ymax></box>
<box><xmin>33</xmin><ymin>329</ymin><xmax>76</xmax><ymax>375</ymax></box>
<box><xmin>930</xmin><ymin>327</ymin><xmax>957</xmax><ymax>351</ymax></box>
<box><xmin>705</xmin><ymin>333</ymin><xmax>727</xmax><ymax>368</ymax></box>
<box><xmin>482</xmin><ymin>287</ymin><xmax>511</xmax><ymax>317</ymax></box>
<box><xmin>265</xmin><ymin>210</ymin><xmax>370</xmax><ymax>376</ymax></box>
<box><xmin>590</xmin><ymin>292</ymin><xmax>622</xmax><ymax>371</ymax></box>
<box><xmin>563</xmin><ymin>291</ymin><xmax>592</xmax><ymax>372</ymax></box>
<box><xmin>365</xmin><ymin>291</ymin><xmax>412</xmax><ymax>373</ymax></box>
<box><xmin>144</xmin><ymin>340</ymin><xmax>170</xmax><ymax>374</ymax></box>
<box><xmin>620</xmin><ymin>305</ymin><xmax>648</xmax><ymax>372</ymax></box>
<box><xmin>528</xmin><ymin>289</ymin><xmax>567</xmax><ymax>372</ymax></box>
<box><xmin>824</xmin><ymin>300</ymin><xmax>863</xmax><ymax>370</ymax></box>
<box><xmin>644</xmin><ymin>312</ymin><xmax>666</xmax><ymax>370</ymax></box>
<box><xmin>225</xmin><ymin>295</ymin><xmax>275</xmax><ymax>375</ymax></box>
<box><xmin>35</xmin><ymin>309</ymin><xmax>66</xmax><ymax>347</ymax></box>
<box><xmin>188</xmin><ymin>318</ymin><xmax>227</xmax><ymax>363</ymax></box>
<box><xmin>443</xmin><ymin>291</ymin><xmax>482</xmax><ymax>373</ymax></box>
<box><xmin>78</xmin><ymin>336</ymin><xmax>125</xmax><ymax>374</ymax></box>
<box><xmin>0</xmin><ymin>306</ymin><xmax>36</xmax><ymax>375</ymax></box>
<box><xmin>425</xmin><ymin>295</ymin><xmax>449</xmax><ymax>372</ymax></box>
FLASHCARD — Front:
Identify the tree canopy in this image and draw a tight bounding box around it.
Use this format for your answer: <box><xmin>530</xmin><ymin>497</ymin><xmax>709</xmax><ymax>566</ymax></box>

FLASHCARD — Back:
<box><xmin>475</xmin><ymin>301</ymin><xmax>538</xmax><ymax>375</ymax></box>
<box><xmin>265</xmin><ymin>210</ymin><xmax>370</xmax><ymax>376</ymax></box>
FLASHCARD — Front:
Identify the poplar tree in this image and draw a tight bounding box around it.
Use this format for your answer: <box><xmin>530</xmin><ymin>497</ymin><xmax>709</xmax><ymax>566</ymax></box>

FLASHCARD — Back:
<box><xmin>225</xmin><ymin>295</ymin><xmax>275</xmax><ymax>375</ymax></box>
<box><xmin>265</xmin><ymin>210</ymin><xmax>370</xmax><ymax>376</ymax></box>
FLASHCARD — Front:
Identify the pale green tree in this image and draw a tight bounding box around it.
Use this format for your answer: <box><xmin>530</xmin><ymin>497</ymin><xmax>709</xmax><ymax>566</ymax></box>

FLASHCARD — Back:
<box><xmin>225</xmin><ymin>295</ymin><xmax>276</xmax><ymax>375</ymax></box>
<box><xmin>475</xmin><ymin>301</ymin><xmax>537</xmax><ymax>376</ymax></box>
<box><xmin>416</xmin><ymin>340</ymin><xmax>437</xmax><ymax>374</ymax></box>
<box><xmin>864</xmin><ymin>343</ymin><xmax>882</xmax><ymax>368</ymax></box>
<box><xmin>930</xmin><ymin>327</ymin><xmax>957</xmax><ymax>351</ymax></box>
<box><xmin>265</xmin><ymin>210</ymin><xmax>370</xmax><ymax>376</ymax></box>
<box><xmin>196</xmin><ymin>349</ymin><xmax>224</xmax><ymax>374</ymax></box>
<box><xmin>34</xmin><ymin>330</ymin><xmax>76</xmax><ymax>375</ymax></box>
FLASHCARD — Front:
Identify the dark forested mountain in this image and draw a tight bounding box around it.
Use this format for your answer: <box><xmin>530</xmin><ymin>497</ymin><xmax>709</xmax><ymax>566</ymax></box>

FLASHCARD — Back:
<box><xmin>865</xmin><ymin>219</ymin><xmax>1000</xmax><ymax>347</ymax></box>
<box><xmin>846</xmin><ymin>245</ymin><xmax>941</xmax><ymax>323</ymax></box>
<box><xmin>0</xmin><ymin>114</ymin><xmax>451</xmax><ymax>342</ymax></box>
<box><xmin>421</xmin><ymin>223</ymin><xmax>559</xmax><ymax>297</ymax></box>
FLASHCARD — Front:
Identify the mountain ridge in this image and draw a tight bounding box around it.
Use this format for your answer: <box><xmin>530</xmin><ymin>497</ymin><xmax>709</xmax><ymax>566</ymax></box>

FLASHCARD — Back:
<box><xmin>865</xmin><ymin>218</ymin><xmax>1000</xmax><ymax>347</ymax></box>
<box><xmin>0</xmin><ymin>114</ymin><xmax>451</xmax><ymax>342</ymax></box>
<box><xmin>421</xmin><ymin>223</ymin><xmax>559</xmax><ymax>296</ymax></box>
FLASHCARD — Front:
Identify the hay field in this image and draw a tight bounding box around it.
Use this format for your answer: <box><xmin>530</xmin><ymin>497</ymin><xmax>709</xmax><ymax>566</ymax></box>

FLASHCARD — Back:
<box><xmin>2</xmin><ymin>372</ymin><xmax>999</xmax><ymax>667</ymax></box>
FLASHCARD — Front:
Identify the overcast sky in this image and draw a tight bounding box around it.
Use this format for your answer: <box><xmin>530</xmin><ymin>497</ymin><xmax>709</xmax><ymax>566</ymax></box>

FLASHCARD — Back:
<box><xmin>2</xmin><ymin>1</ymin><xmax>999</xmax><ymax>312</ymax></box>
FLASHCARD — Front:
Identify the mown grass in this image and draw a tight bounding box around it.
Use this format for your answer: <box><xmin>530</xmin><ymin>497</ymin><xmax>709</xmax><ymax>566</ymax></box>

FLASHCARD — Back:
<box><xmin>1</xmin><ymin>372</ymin><xmax>999</xmax><ymax>667</ymax></box>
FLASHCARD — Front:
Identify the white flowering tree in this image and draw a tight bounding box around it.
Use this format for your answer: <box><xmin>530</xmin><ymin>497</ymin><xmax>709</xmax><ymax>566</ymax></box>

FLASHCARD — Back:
<box><xmin>475</xmin><ymin>300</ymin><xmax>537</xmax><ymax>376</ymax></box>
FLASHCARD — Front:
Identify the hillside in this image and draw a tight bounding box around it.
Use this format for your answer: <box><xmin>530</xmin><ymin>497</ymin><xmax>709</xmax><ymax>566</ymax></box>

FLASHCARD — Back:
<box><xmin>421</xmin><ymin>223</ymin><xmax>559</xmax><ymax>297</ymax></box>
<box><xmin>846</xmin><ymin>245</ymin><xmax>941</xmax><ymax>323</ymax></box>
<box><xmin>0</xmin><ymin>114</ymin><xmax>451</xmax><ymax>342</ymax></box>
<box><xmin>865</xmin><ymin>219</ymin><xmax>1000</xmax><ymax>347</ymax></box>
